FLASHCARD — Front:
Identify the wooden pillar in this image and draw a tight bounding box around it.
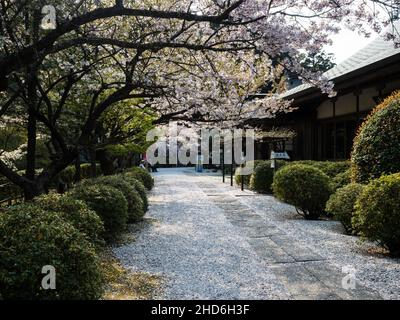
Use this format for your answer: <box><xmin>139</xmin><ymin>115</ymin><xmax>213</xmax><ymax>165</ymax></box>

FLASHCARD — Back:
<box><xmin>332</xmin><ymin>98</ymin><xmax>337</xmax><ymax>161</ymax></box>
<box><xmin>222</xmin><ymin>139</ymin><xmax>225</xmax><ymax>183</ymax></box>
<box><xmin>230</xmin><ymin>132</ymin><xmax>234</xmax><ymax>187</ymax></box>
<box><xmin>377</xmin><ymin>83</ymin><xmax>386</xmax><ymax>99</ymax></box>
<box><xmin>354</xmin><ymin>89</ymin><xmax>361</xmax><ymax>115</ymax></box>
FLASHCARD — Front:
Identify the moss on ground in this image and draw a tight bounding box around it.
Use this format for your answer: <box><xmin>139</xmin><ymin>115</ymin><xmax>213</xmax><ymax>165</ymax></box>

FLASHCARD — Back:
<box><xmin>100</xmin><ymin>249</ymin><xmax>162</xmax><ymax>300</ymax></box>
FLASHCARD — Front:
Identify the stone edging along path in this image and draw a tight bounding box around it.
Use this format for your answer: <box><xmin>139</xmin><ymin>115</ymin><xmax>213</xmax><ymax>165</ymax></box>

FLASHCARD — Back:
<box><xmin>113</xmin><ymin>168</ymin><xmax>400</xmax><ymax>300</ymax></box>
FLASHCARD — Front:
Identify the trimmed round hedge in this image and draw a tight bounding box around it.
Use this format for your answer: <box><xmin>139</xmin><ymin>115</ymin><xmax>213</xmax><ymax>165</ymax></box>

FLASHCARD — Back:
<box><xmin>287</xmin><ymin>160</ymin><xmax>350</xmax><ymax>178</ymax></box>
<box><xmin>33</xmin><ymin>193</ymin><xmax>104</xmax><ymax>244</ymax></box>
<box><xmin>272</xmin><ymin>164</ymin><xmax>332</xmax><ymax>220</ymax></box>
<box><xmin>69</xmin><ymin>184</ymin><xmax>128</xmax><ymax>242</ymax></box>
<box><xmin>122</xmin><ymin>174</ymin><xmax>148</xmax><ymax>212</ymax></box>
<box><xmin>127</xmin><ymin>168</ymin><xmax>154</xmax><ymax>191</ymax></box>
<box><xmin>0</xmin><ymin>205</ymin><xmax>104</xmax><ymax>299</ymax></box>
<box><xmin>351</xmin><ymin>91</ymin><xmax>400</xmax><ymax>183</ymax></box>
<box><xmin>250</xmin><ymin>161</ymin><xmax>286</xmax><ymax>194</ymax></box>
<box><xmin>326</xmin><ymin>183</ymin><xmax>365</xmax><ymax>234</ymax></box>
<box><xmin>331</xmin><ymin>169</ymin><xmax>352</xmax><ymax>191</ymax></box>
<box><xmin>234</xmin><ymin>160</ymin><xmax>266</xmax><ymax>186</ymax></box>
<box><xmin>87</xmin><ymin>176</ymin><xmax>145</xmax><ymax>223</ymax></box>
<box><xmin>353</xmin><ymin>173</ymin><xmax>400</xmax><ymax>256</ymax></box>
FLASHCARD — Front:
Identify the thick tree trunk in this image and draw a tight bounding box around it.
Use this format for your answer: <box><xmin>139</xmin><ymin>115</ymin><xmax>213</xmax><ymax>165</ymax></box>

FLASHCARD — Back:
<box><xmin>23</xmin><ymin>180</ymin><xmax>47</xmax><ymax>201</ymax></box>
<box><xmin>74</xmin><ymin>157</ymin><xmax>82</xmax><ymax>183</ymax></box>
<box><xmin>25</xmin><ymin>107</ymin><xmax>37</xmax><ymax>181</ymax></box>
<box><xmin>89</xmin><ymin>146</ymin><xmax>97</xmax><ymax>178</ymax></box>
<box><xmin>97</xmin><ymin>149</ymin><xmax>115</xmax><ymax>176</ymax></box>
<box><xmin>24</xmin><ymin>8</ymin><xmax>40</xmax><ymax>199</ymax></box>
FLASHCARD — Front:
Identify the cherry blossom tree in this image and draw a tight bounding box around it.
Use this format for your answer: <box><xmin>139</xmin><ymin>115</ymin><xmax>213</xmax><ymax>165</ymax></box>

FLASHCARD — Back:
<box><xmin>0</xmin><ymin>0</ymin><xmax>399</xmax><ymax>198</ymax></box>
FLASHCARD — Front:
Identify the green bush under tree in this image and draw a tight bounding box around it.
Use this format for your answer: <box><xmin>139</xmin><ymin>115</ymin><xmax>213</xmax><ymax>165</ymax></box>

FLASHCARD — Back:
<box><xmin>331</xmin><ymin>169</ymin><xmax>352</xmax><ymax>191</ymax></box>
<box><xmin>33</xmin><ymin>193</ymin><xmax>105</xmax><ymax>244</ymax></box>
<box><xmin>287</xmin><ymin>160</ymin><xmax>350</xmax><ymax>178</ymax></box>
<box><xmin>272</xmin><ymin>164</ymin><xmax>332</xmax><ymax>220</ymax></box>
<box><xmin>0</xmin><ymin>205</ymin><xmax>104</xmax><ymax>299</ymax></box>
<box><xmin>353</xmin><ymin>173</ymin><xmax>400</xmax><ymax>256</ymax></box>
<box><xmin>69</xmin><ymin>184</ymin><xmax>128</xmax><ymax>242</ymax></box>
<box><xmin>121</xmin><ymin>174</ymin><xmax>149</xmax><ymax>212</ymax></box>
<box><xmin>85</xmin><ymin>176</ymin><xmax>145</xmax><ymax>223</ymax></box>
<box><xmin>234</xmin><ymin>160</ymin><xmax>266</xmax><ymax>186</ymax></box>
<box><xmin>351</xmin><ymin>91</ymin><xmax>400</xmax><ymax>183</ymax></box>
<box><xmin>326</xmin><ymin>183</ymin><xmax>365</xmax><ymax>234</ymax></box>
<box><xmin>250</xmin><ymin>160</ymin><xmax>286</xmax><ymax>194</ymax></box>
<box><xmin>126</xmin><ymin>168</ymin><xmax>154</xmax><ymax>191</ymax></box>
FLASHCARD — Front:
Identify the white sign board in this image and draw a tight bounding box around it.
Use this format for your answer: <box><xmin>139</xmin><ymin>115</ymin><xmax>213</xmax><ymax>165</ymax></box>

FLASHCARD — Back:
<box><xmin>270</xmin><ymin>151</ymin><xmax>290</xmax><ymax>160</ymax></box>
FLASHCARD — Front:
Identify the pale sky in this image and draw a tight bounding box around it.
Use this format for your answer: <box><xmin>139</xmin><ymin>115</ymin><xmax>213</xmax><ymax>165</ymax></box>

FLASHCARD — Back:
<box><xmin>326</xmin><ymin>28</ymin><xmax>379</xmax><ymax>64</ymax></box>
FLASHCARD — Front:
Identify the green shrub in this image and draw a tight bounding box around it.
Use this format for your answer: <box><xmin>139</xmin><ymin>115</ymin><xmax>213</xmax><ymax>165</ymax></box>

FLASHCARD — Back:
<box><xmin>127</xmin><ymin>190</ymin><xmax>145</xmax><ymax>222</ymax></box>
<box><xmin>33</xmin><ymin>193</ymin><xmax>104</xmax><ymax>244</ymax></box>
<box><xmin>234</xmin><ymin>160</ymin><xmax>266</xmax><ymax>186</ymax></box>
<box><xmin>331</xmin><ymin>169</ymin><xmax>352</xmax><ymax>191</ymax></box>
<box><xmin>126</xmin><ymin>168</ymin><xmax>154</xmax><ymax>191</ymax></box>
<box><xmin>272</xmin><ymin>164</ymin><xmax>332</xmax><ymax>220</ymax></box>
<box><xmin>86</xmin><ymin>176</ymin><xmax>145</xmax><ymax>223</ymax></box>
<box><xmin>326</xmin><ymin>183</ymin><xmax>365</xmax><ymax>234</ymax></box>
<box><xmin>351</xmin><ymin>91</ymin><xmax>400</xmax><ymax>183</ymax></box>
<box><xmin>250</xmin><ymin>160</ymin><xmax>287</xmax><ymax>194</ymax></box>
<box><xmin>54</xmin><ymin>163</ymin><xmax>102</xmax><ymax>187</ymax></box>
<box><xmin>69</xmin><ymin>184</ymin><xmax>128</xmax><ymax>242</ymax></box>
<box><xmin>58</xmin><ymin>166</ymin><xmax>75</xmax><ymax>187</ymax></box>
<box><xmin>323</xmin><ymin>161</ymin><xmax>351</xmax><ymax>178</ymax></box>
<box><xmin>122</xmin><ymin>175</ymin><xmax>148</xmax><ymax>212</ymax></box>
<box><xmin>353</xmin><ymin>173</ymin><xmax>400</xmax><ymax>256</ymax></box>
<box><xmin>0</xmin><ymin>204</ymin><xmax>104</xmax><ymax>299</ymax></box>
<box><xmin>288</xmin><ymin>160</ymin><xmax>350</xmax><ymax>178</ymax></box>
<box><xmin>81</xmin><ymin>163</ymin><xmax>102</xmax><ymax>179</ymax></box>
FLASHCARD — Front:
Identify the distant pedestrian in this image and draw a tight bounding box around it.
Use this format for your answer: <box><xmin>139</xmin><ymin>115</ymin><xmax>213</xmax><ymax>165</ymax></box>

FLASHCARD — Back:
<box><xmin>139</xmin><ymin>160</ymin><xmax>146</xmax><ymax>170</ymax></box>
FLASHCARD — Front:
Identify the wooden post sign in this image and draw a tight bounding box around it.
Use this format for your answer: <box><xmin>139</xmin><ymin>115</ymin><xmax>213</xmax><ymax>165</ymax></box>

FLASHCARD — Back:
<box><xmin>270</xmin><ymin>151</ymin><xmax>290</xmax><ymax>173</ymax></box>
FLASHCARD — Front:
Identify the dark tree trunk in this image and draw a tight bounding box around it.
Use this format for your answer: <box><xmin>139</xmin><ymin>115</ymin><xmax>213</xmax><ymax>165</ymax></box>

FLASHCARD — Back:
<box><xmin>25</xmin><ymin>107</ymin><xmax>37</xmax><ymax>180</ymax></box>
<box><xmin>89</xmin><ymin>145</ymin><xmax>97</xmax><ymax>178</ymax></box>
<box><xmin>24</xmin><ymin>8</ymin><xmax>40</xmax><ymax>199</ymax></box>
<box><xmin>74</xmin><ymin>157</ymin><xmax>82</xmax><ymax>183</ymax></box>
<box><xmin>23</xmin><ymin>180</ymin><xmax>46</xmax><ymax>201</ymax></box>
<box><xmin>97</xmin><ymin>149</ymin><xmax>115</xmax><ymax>176</ymax></box>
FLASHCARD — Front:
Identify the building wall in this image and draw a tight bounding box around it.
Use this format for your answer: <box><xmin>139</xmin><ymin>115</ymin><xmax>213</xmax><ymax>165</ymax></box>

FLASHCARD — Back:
<box><xmin>316</xmin><ymin>79</ymin><xmax>400</xmax><ymax>120</ymax></box>
<box><xmin>256</xmin><ymin>68</ymin><xmax>400</xmax><ymax>162</ymax></box>
<box><xmin>300</xmin><ymin>80</ymin><xmax>400</xmax><ymax>160</ymax></box>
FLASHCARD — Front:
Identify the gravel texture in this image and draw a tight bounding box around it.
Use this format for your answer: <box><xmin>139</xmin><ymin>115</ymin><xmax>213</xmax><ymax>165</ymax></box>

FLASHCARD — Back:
<box><xmin>212</xmin><ymin>173</ymin><xmax>400</xmax><ymax>300</ymax></box>
<box><xmin>113</xmin><ymin>168</ymin><xmax>400</xmax><ymax>300</ymax></box>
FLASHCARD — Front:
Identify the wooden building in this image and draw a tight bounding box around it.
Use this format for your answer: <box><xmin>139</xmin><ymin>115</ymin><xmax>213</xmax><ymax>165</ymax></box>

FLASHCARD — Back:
<box><xmin>254</xmin><ymin>29</ymin><xmax>400</xmax><ymax>161</ymax></box>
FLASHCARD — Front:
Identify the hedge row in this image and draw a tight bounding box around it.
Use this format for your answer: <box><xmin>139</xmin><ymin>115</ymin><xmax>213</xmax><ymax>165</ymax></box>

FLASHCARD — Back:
<box><xmin>270</xmin><ymin>162</ymin><xmax>400</xmax><ymax>256</ymax></box>
<box><xmin>351</xmin><ymin>91</ymin><xmax>400</xmax><ymax>183</ymax></box>
<box><xmin>0</xmin><ymin>169</ymin><xmax>153</xmax><ymax>299</ymax></box>
<box><xmin>272</xmin><ymin>164</ymin><xmax>332</xmax><ymax>220</ymax></box>
<box><xmin>235</xmin><ymin>159</ymin><xmax>350</xmax><ymax>195</ymax></box>
<box><xmin>58</xmin><ymin>163</ymin><xmax>102</xmax><ymax>187</ymax></box>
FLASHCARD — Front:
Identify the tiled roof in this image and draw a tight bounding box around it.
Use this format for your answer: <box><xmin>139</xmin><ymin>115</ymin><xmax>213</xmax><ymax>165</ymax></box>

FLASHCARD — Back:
<box><xmin>282</xmin><ymin>22</ymin><xmax>400</xmax><ymax>99</ymax></box>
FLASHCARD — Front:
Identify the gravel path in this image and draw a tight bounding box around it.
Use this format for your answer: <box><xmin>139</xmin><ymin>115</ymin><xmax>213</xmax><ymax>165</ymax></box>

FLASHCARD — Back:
<box><xmin>113</xmin><ymin>168</ymin><xmax>400</xmax><ymax>300</ymax></box>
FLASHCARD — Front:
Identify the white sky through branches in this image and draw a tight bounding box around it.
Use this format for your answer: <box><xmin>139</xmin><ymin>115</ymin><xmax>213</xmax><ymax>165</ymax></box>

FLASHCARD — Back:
<box><xmin>327</xmin><ymin>28</ymin><xmax>378</xmax><ymax>63</ymax></box>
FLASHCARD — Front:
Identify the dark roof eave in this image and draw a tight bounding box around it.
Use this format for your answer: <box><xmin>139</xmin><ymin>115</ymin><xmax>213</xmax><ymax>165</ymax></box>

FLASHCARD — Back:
<box><xmin>283</xmin><ymin>53</ymin><xmax>400</xmax><ymax>105</ymax></box>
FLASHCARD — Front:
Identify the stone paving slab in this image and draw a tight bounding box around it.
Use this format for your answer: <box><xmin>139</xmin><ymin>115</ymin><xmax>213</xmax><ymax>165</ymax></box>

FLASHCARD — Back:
<box><xmin>247</xmin><ymin>238</ymin><xmax>295</xmax><ymax>264</ymax></box>
<box><xmin>197</xmin><ymin>177</ymin><xmax>384</xmax><ymax>300</ymax></box>
<box><xmin>228</xmin><ymin>217</ymin><xmax>268</xmax><ymax>228</ymax></box>
<box><xmin>240</xmin><ymin>225</ymin><xmax>285</xmax><ymax>238</ymax></box>
<box><xmin>302</xmin><ymin>261</ymin><xmax>381</xmax><ymax>300</ymax></box>
<box><xmin>269</xmin><ymin>235</ymin><xmax>324</xmax><ymax>263</ymax></box>
<box><xmin>203</xmin><ymin>185</ymin><xmax>382</xmax><ymax>300</ymax></box>
<box><xmin>270</xmin><ymin>263</ymin><xmax>342</xmax><ymax>300</ymax></box>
